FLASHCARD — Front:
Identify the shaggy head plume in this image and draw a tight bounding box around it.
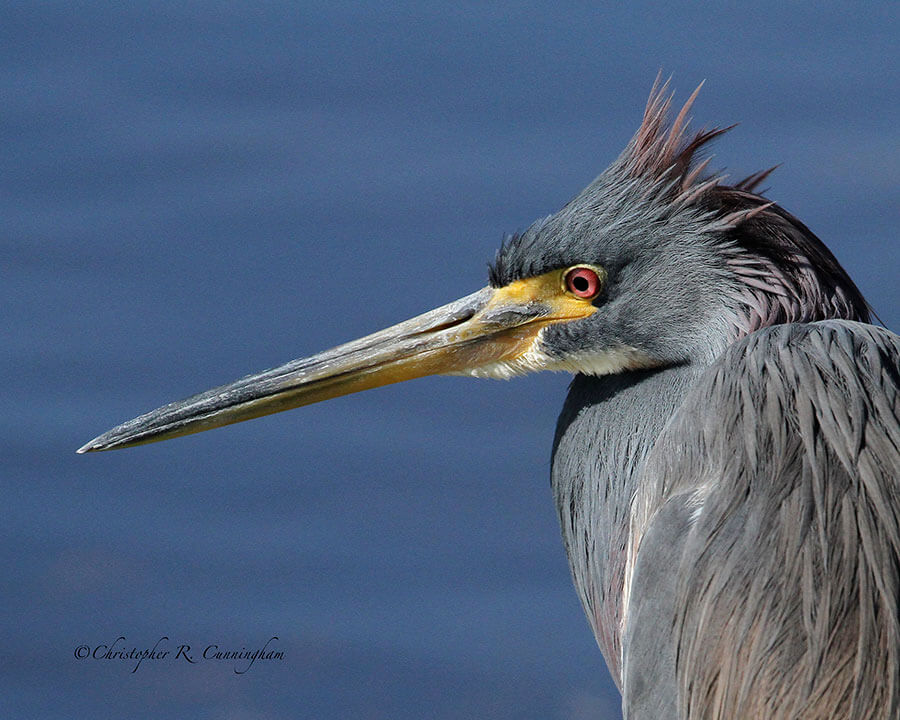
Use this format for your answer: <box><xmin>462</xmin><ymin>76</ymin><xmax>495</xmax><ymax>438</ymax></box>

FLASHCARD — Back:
<box><xmin>489</xmin><ymin>77</ymin><xmax>870</xmax><ymax>337</ymax></box>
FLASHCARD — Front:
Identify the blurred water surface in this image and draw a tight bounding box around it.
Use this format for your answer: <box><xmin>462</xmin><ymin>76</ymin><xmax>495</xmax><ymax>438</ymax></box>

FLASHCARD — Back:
<box><xmin>3</xmin><ymin>2</ymin><xmax>898</xmax><ymax>718</ymax></box>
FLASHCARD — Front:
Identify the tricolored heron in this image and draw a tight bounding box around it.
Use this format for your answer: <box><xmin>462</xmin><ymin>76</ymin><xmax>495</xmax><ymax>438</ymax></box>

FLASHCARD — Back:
<box><xmin>79</xmin><ymin>80</ymin><xmax>900</xmax><ymax>719</ymax></box>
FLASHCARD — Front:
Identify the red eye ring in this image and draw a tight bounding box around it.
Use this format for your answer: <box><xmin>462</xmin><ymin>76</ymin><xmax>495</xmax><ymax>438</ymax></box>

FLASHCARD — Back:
<box><xmin>564</xmin><ymin>266</ymin><xmax>602</xmax><ymax>299</ymax></box>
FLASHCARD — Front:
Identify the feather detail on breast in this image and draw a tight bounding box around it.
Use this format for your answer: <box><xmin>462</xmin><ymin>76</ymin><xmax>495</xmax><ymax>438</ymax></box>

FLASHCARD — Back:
<box><xmin>627</xmin><ymin>320</ymin><xmax>900</xmax><ymax>720</ymax></box>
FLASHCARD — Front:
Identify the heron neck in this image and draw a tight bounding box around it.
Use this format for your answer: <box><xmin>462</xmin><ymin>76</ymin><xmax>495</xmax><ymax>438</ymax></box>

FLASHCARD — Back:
<box><xmin>550</xmin><ymin>362</ymin><xmax>705</xmax><ymax>686</ymax></box>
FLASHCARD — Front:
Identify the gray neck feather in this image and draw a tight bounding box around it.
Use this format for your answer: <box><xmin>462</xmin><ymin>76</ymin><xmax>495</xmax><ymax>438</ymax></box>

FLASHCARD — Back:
<box><xmin>551</xmin><ymin>362</ymin><xmax>706</xmax><ymax>686</ymax></box>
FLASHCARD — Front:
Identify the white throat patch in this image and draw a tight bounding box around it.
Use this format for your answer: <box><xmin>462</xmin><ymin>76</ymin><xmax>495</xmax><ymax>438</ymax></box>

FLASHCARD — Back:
<box><xmin>447</xmin><ymin>330</ymin><xmax>657</xmax><ymax>380</ymax></box>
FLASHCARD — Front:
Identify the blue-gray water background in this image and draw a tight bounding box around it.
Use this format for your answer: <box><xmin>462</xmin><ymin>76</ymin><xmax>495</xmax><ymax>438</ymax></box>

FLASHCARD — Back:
<box><xmin>4</xmin><ymin>3</ymin><xmax>898</xmax><ymax>718</ymax></box>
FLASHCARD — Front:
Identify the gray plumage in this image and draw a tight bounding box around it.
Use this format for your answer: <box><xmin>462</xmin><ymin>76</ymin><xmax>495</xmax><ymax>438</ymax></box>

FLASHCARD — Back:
<box><xmin>78</xmin><ymin>78</ymin><xmax>900</xmax><ymax>719</ymax></box>
<box><xmin>543</xmin><ymin>83</ymin><xmax>900</xmax><ymax>719</ymax></box>
<box><xmin>555</xmin><ymin>321</ymin><xmax>900</xmax><ymax>719</ymax></box>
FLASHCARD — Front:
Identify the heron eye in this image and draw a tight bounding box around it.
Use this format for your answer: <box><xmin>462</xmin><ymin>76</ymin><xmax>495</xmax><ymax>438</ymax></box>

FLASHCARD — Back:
<box><xmin>564</xmin><ymin>266</ymin><xmax>602</xmax><ymax>299</ymax></box>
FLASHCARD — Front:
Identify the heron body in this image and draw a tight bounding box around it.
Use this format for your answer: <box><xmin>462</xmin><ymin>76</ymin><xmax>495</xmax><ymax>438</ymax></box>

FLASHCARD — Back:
<box><xmin>555</xmin><ymin>321</ymin><xmax>900</xmax><ymax>718</ymax></box>
<box><xmin>80</xmin><ymin>80</ymin><xmax>900</xmax><ymax>719</ymax></box>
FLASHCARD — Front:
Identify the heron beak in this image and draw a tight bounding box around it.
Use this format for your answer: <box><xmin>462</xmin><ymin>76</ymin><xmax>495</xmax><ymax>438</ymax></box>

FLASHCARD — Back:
<box><xmin>77</xmin><ymin>272</ymin><xmax>597</xmax><ymax>452</ymax></box>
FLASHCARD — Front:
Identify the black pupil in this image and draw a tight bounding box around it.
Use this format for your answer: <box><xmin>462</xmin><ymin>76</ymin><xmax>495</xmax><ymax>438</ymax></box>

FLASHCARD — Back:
<box><xmin>572</xmin><ymin>274</ymin><xmax>590</xmax><ymax>292</ymax></box>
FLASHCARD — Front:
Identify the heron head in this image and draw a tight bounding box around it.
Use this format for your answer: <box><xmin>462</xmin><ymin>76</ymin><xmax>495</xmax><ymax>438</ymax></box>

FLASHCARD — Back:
<box><xmin>78</xmin><ymin>80</ymin><xmax>869</xmax><ymax>453</ymax></box>
<box><xmin>488</xmin><ymin>81</ymin><xmax>869</xmax><ymax>374</ymax></box>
